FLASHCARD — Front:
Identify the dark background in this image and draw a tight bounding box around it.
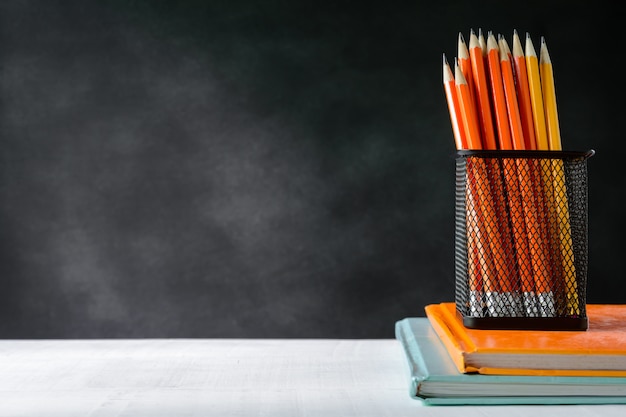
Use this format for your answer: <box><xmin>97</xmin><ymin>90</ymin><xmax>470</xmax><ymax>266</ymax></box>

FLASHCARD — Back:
<box><xmin>0</xmin><ymin>0</ymin><xmax>622</xmax><ymax>338</ymax></box>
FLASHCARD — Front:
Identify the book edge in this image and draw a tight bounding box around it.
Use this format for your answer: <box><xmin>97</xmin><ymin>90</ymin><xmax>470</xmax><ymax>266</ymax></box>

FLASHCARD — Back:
<box><xmin>424</xmin><ymin>303</ymin><xmax>479</xmax><ymax>373</ymax></box>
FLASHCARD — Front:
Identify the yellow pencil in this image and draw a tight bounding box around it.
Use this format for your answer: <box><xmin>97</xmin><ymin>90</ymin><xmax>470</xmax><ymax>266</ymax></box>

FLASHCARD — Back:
<box><xmin>540</xmin><ymin>37</ymin><xmax>561</xmax><ymax>151</ymax></box>
<box><xmin>525</xmin><ymin>33</ymin><xmax>548</xmax><ymax>150</ymax></box>
<box><xmin>540</xmin><ymin>36</ymin><xmax>580</xmax><ymax>316</ymax></box>
<box><xmin>526</xmin><ymin>33</ymin><xmax>557</xmax><ymax>317</ymax></box>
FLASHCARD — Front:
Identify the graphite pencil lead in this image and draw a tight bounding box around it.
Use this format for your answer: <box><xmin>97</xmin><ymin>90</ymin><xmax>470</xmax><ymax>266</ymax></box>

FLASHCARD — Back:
<box><xmin>458</xmin><ymin>33</ymin><xmax>469</xmax><ymax>59</ymax></box>
<box><xmin>540</xmin><ymin>37</ymin><xmax>552</xmax><ymax>64</ymax></box>
<box><xmin>469</xmin><ymin>30</ymin><xmax>479</xmax><ymax>49</ymax></box>
<box><xmin>512</xmin><ymin>30</ymin><xmax>524</xmax><ymax>58</ymax></box>
<box><xmin>487</xmin><ymin>31</ymin><xmax>498</xmax><ymax>52</ymax></box>
<box><xmin>525</xmin><ymin>33</ymin><xmax>537</xmax><ymax>57</ymax></box>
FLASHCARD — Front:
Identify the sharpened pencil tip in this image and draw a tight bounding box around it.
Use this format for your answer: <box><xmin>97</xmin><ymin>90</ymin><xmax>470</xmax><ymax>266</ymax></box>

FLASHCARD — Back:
<box><xmin>443</xmin><ymin>53</ymin><xmax>447</xmax><ymax>64</ymax></box>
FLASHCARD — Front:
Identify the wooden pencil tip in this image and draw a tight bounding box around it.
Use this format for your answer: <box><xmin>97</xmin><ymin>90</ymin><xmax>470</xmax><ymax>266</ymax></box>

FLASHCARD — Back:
<box><xmin>443</xmin><ymin>53</ymin><xmax>448</xmax><ymax>64</ymax></box>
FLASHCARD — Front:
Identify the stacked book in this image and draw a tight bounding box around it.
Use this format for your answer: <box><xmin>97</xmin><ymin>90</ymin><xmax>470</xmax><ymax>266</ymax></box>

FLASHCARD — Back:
<box><xmin>395</xmin><ymin>302</ymin><xmax>626</xmax><ymax>405</ymax></box>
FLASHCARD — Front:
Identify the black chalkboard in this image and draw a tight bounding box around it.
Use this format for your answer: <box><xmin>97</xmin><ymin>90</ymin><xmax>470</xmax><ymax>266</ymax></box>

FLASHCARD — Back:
<box><xmin>0</xmin><ymin>0</ymin><xmax>621</xmax><ymax>338</ymax></box>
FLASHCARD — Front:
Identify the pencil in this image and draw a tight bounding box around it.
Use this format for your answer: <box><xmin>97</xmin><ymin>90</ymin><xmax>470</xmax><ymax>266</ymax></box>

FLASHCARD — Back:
<box><xmin>469</xmin><ymin>29</ymin><xmax>497</xmax><ymax>150</ymax></box>
<box><xmin>465</xmin><ymin>157</ymin><xmax>501</xmax><ymax>317</ymax></box>
<box><xmin>478</xmin><ymin>28</ymin><xmax>487</xmax><ymax>57</ymax></box>
<box><xmin>525</xmin><ymin>33</ymin><xmax>549</xmax><ymax>150</ymax></box>
<box><xmin>443</xmin><ymin>54</ymin><xmax>468</xmax><ymax>150</ymax></box>
<box><xmin>465</xmin><ymin>185</ymin><xmax>486</xmax><ymax>317</ymax></box>
<box><xmin>486</xmin><ymin>32</ymin><xmax>512</xmax><ymax>149</ymax></box>
<box><xmin>458</xmin><ymin>32</ymin><xmax>475</xmax><ymax>107</ymax></box>
<box><xmin>540</xmin><ymin>37</ymin><xmax>561</xmax><ymax>151</ymax></box>
<box><xmin>498</xmin><ymin>35</ymin><xmax>525</xmax><ymax>151</ymax></box>
<box><xmin>478</xmin><ymin>28</ymin><xmax>489</xmax><ymax>93</ymax></box>
<box><xmin>499</xmin><ymin>34</ymin><xmax>536</xmax><ymax>316</ymax></box>
<box><xmin>511</xmin><ymin>30</ymin><xmax>537</xmax><ymax>151</ymax></box>
<box><xmin>444</xmin><ymin>54</ymin><xmax>487</xmax><ymax>315</ymax></box>
<box><xmin>476</xmin><ymin>32</ymin><xmax>522</xmax><ymax>316</ymax></box>
<box><xmin>525</xmin><ymin>33</ymin><xmax>557</xmax><ymax>317</ymax></box>
<box><xmin>455</xmin><ymin>56</ymin><xmax>510</xmax><ymax>316</ymax></box>
<box><xmin>540</xmin><ymin>37</ymin><xmax>580</xmax><ymax>316</ymax></box>
<box><xmin>454</xmin><ymin>59</ymin><xmax>482</xmax><ymax>150</ymax></box>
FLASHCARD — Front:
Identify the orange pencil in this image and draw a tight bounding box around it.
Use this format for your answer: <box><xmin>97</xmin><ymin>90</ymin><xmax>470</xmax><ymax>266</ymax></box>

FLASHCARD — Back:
<box><xmin>454</xmin><ymin>59</ymin><xmax>482</xmax><ymax>150</ymax></box>
<box><xmin>456</xmin><ymin>58</ymin><xmax>510</xmax><ymax>315</ymax></box>
<box><xmin>498</xmin><ymin>35</ymin><xmax>525</xmax><ymax>150</ymax></box>
<box><xmin>499</xmin><ymin>34</ymin><xmax>539</xmax><ymax>316</ymax></box>
<box><xmin>465</xmin><ymin>38</ymin><xmax>518</xmax><ymax>316</ymax></box>
<box><xmin>444</xmin><ymin>54</ymin><xmax>488</xmax><ymax>315</ymax></box>
<box><xmin>443</xmin><ymin>54</ymin><xmax>468</xmax><ymax>150</ymax></box>
<box><xmin>465</xmin><ymin>157</ymin><xmax>500</xmax><ymax>316</ymax></box>
<box><xmin>465</xmin><ymin>185</ymin><xmax>483</xmax><ymax>316</ymax></box>
<box><xmin>468</xmin><ymin>29</ymin><xmax>497</xmax><ymax>150</ymax></box>
<box><xmin>486</xmin><ymin>32</ymin><xmax>512</xmax><ymax>150</ymax></box>
<box><xmin>458</xmin><ymin>32</ymin><xmax>475</xmax><ymax>107</ymax></box>
<box><xmin>478</xmin><ymin>28</ymin><xmax>487</xmax><ymax>60</ymax></box>
<box><xmin>478</xmin><ymin>28</ymin><xmax>489</xmax><ymax>96</ymax></box>
<box><xmin>511</xmin><ymin>29</ymin><xmax>537</xmax><ymax>150</ymax></box>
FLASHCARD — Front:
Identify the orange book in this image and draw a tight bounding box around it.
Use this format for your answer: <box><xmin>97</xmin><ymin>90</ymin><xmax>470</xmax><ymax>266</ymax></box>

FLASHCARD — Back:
<box><xmin>425</xmin><ymin>302</ymin><xmax>626</xmax><ymax>377</ymax></box>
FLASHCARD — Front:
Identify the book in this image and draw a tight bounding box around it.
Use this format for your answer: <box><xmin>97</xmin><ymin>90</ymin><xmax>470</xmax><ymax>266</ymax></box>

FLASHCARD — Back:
<box><xmin>425</xmin><ymin>302</ymin><xmax>626</xmax><ymax>376</ymax></box>
<box><xmin>395</xmin><ymin>317</ymin><xmax>626</xmax><ymax>405</ymax></box>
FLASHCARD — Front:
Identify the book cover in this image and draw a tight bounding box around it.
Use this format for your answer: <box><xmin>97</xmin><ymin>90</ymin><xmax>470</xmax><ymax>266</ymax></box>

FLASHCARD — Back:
<box><xmin>395</xmin><ymin>317</ymin><xmax>626</xmax><ymax>405</ymax></box>
<box><xmin>425</xmin><ymin>302</ymin><xmax>626</xmax><ymax>376</ymax></box>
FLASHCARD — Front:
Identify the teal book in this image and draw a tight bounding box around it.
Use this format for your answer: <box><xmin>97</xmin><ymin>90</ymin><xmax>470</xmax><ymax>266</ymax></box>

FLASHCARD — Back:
<box><xmin>395</xmin><ymin>317</ymin><xmax>626</xmax><ymax>405</ymax></box>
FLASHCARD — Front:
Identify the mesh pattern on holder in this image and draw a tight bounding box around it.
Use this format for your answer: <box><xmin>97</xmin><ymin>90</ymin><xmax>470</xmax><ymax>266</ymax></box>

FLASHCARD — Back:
<box><xmin>454</xmin><ymin>150</ymin><xmax>594</xmax><ymax>330</ymax></box>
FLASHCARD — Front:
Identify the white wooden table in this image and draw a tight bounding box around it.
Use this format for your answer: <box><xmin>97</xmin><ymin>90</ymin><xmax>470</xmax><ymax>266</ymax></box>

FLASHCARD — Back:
<box><xmin>1</xmin><ymin>338</ymin><xmax>624</xmax><ymax>416</ymax></box>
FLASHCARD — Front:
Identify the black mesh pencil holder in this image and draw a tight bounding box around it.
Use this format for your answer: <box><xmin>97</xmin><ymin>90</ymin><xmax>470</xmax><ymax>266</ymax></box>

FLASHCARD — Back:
<box><xmin>454</xmin><ymin>149</ymin><xmax>594</xmax><ymax>330</ymax></box>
